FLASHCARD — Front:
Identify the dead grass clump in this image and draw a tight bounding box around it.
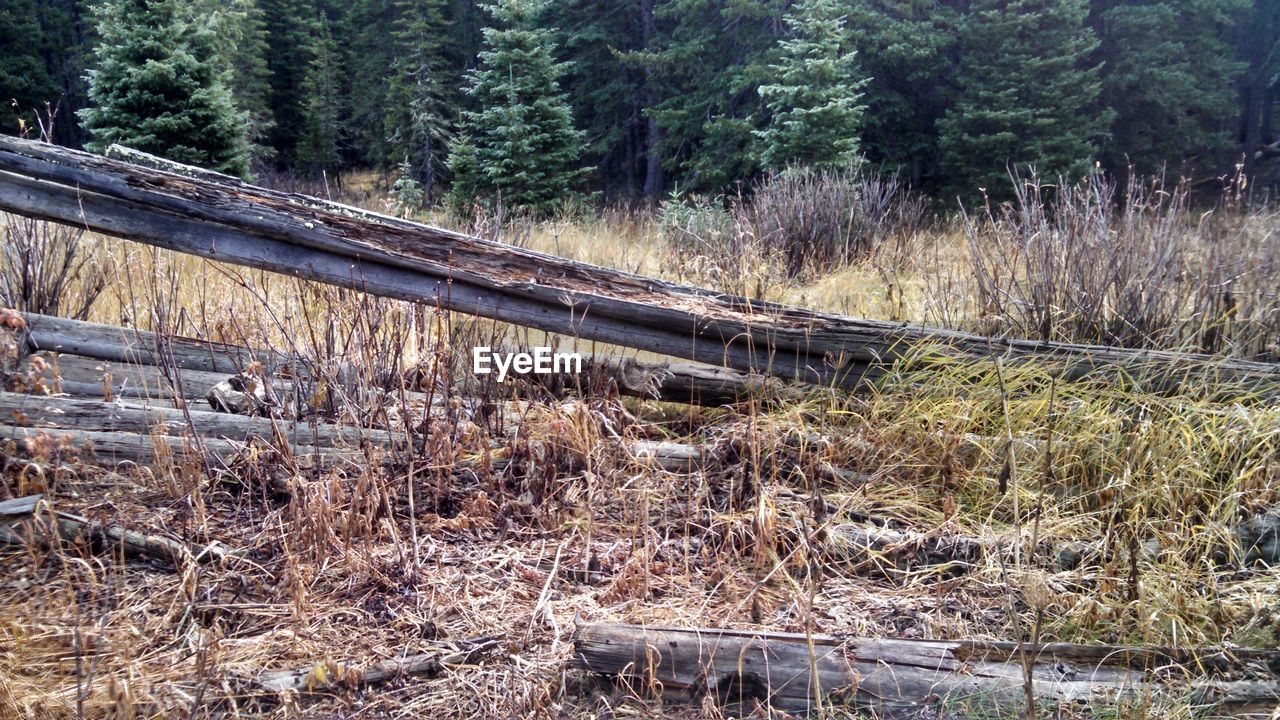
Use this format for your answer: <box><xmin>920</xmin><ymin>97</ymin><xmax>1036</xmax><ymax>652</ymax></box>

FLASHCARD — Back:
<box><xmin>742</xmin><ymin>163</ymin><xmax>928</xmax><ymax>277</ymax></box>
<box><xmin>0</xmin><ymin>213</ymin><xmax>111</xmax><ymax>321</ymax></box>
<box><xmin>962</xmin><ymin>173</ymin><xmax>1280</xmax><ymax>358</ymax></box>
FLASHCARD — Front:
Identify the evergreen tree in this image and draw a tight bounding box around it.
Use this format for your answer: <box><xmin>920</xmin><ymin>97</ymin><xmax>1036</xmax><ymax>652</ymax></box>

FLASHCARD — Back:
<box><xmin>938</xmin><ymin>0</ymin><xmax>1108</xmax><ymax>198</ymax></box>
<box><xmin>1236</xmin><ymin>0</ymin><xmax>1280</xmax><ymax>181</ymax></box>
<box><xmin>755</xmin><ymin>0</ymin><xmax>868</xmax><ymax>170</ymax></box>
<box><xmin>344</xmin><ymin>0</ymin><xmax>399</xmax><ymax>168</ymax></box>
<box><xmin>844</xmin><ymin>0</ymin><xmax>962</xmax><ymax>187</ymax></box>
<box><xmin>1094</xmin><ymin>0</ymin><xmax>1247</xmax><ymax>178</ymax></box>
<box><xmin>0</xmin><ymin>0</ymin><xmax>58</xmax><ymax>134</ymax></box>
<box><xmin>260</xmin><ymin>0</ymin><xmax>322</xmax><ymax>165</ymax></box>
<box><xmin>295</xmin><ymin>14</ymin><xmax>343</xmax><ymax>172</ymax></box>
<box><xmin>80</xmin><ymin>0</ymin><xmax>250</xmax><ymax>176</ymax></box>
<box><xmin>38</xmin><ymin>0</ymin><xmax>95</xmax><ymax>148</ymax></box>
<box><xmin>645</xmin><ymin>0</ymin><xmax>786</xmax><ymax>191</ymax></box>
<box><xmin>548</xmin><ymin>0</ymin><xmax>652</xmax><ymax>201</ymax></box>
<box><xmin>448</xmin><ymin>0</ymin><xmax>588</xmax><ymax>215</ymax></box>
<box><xmin>190</xmin><ymin>0</ymin><xmax>275</xmax><ymax>164</ymax></box>
<box><xmin>384</xmin><ymin>0</ymin><xmax>456</xmax><ymax>196</ymax></box>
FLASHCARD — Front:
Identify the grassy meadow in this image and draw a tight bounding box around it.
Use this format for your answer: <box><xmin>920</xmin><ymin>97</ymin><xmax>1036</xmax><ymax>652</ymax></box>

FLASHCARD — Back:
<box><xmin>0</xmin><ymin>169</ymin><xmax>1278</xmax><ymax>719</ymax></box>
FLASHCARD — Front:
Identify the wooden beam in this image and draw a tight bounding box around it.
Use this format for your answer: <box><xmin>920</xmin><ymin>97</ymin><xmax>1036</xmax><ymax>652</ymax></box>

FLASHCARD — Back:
<box><xmin>3</xmin><ymin>138</ymin><xmax>1278</xmax><ymax>396</ymax></box>
<box><xmin>0</xmin><ymin>424</ymin><xmax>365</xmax><ymax>471</ymax></box>
<box><xmin>22</xmin><ymin>312</ymin><xmax>773</xmax><ymax>407</ymax></box>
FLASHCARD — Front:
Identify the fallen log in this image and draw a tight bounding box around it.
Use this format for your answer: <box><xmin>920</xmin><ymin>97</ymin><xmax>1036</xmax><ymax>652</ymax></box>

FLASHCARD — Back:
<box><xmin>0</xmin><ymin>390</ymin><xmax>407</xmax><ymax>451</ymax></box>
<box><xmin>249</xmin><ymin>635</ymin><xmax>502</xmax><ymax>694</ymax></box>
<box><xmin>0</xmin><ymin>424</ymin><xmax>365</xmax><ymax>470</ymax></box>
<box><xmin>23</xmin><ymin>312</ymin><xmax>771</xmax><ymax>406</ymax></box>
<box><xmin>3</xmin><ymin>138</ymin><xmax>1278</xmax><ymax>396</ymax></box>
<box><xmin>22</xmin><ymin>311</ymin><xmax>290</xmax><ymax>376</ymax></box>
<box><xmin>0</xmin><ymin>494</ymin><xmax>237</xmax><ymax>565</ymax></box>
<box><xmin>574</xmin><ymin>622</ymin><xmax>1280</xmax><ymax>716</ymax></box>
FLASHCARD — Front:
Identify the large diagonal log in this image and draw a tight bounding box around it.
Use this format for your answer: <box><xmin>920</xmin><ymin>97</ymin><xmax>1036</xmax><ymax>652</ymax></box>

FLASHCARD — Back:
<box><xmin>2</xmin><ymin>137</ymin><xmax>1278</xmax><ymax>394</ymax></box>
<box><xmin>574</xmin><ymin>622</ymin><xmax>1280</xmax><ymax>716</ymax></box>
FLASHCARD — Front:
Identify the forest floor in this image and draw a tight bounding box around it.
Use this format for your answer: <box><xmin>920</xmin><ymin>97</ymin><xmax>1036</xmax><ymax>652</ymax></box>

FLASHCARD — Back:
<box><xmin>1</xmin><ymin>178</ymin><xmax>1279</xmax><ymax>719</ymax></box>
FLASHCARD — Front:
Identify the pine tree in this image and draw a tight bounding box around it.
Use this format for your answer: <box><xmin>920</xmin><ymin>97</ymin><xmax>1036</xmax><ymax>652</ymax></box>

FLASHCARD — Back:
<box><xmin>260</xmin><ymin>0</ymin><xmax>323</xmax><ymax>165</ymax></box>
<box><xmin>384</xmin><ymin>0</ymin><xmax>456</xmax><ymax>196</ymax></box>
<box><xmin>80</xmin><ymin>0</ymin><xmax>250</xmax><ymax>176</ymax></box>
<box><xmin>1095</xmin><ymin>0</ymin><xmax>1247</xmax><ymax>178</ymax></box>
<box><xmin>38</xmin><ymin>0</ymin><xmax>95</xmax><ymax>148</ymax></box>
<box><xmin>755</xmin><ymin>0</ymin><xmax>868</xmax><ymax>170</ymax></box>
<box><xmin>938</xmin><ymin>0</ymin><xmax>1107</xmax><ymax>198</ymax></box>
<box><xmin>0</xmin><ymin>0</ymin><xmax>58</xmax><ymax>134</ymax></box>
<box><xmin>844</xmin><ymin>0</ymin><xmax>962</xmax><ymax>188</ymax></box>
<box><xmin>344</xmin><ymin>0</ymin><xmax>399</xmax><ymax>168</ymax></box>
<box><xmin>645</xmin><ymin>0</ymin><xmax>786</xmax><ymax>192</ymax></box>
<box><xmin>189</xmin><ymin>0</ymin><xmax>275</xmax><ymax>164</ymax></box>
<box><xmin>295</xmin><ymin>14</ymin><xmax>343</xmax><ymax>173</ymax></box>
<box><xmin>548</xmin><ymin>0</ymin><xmax>651</xmax><ymax>201</ymax></box>
<box><xmin>448</xmin><ymin>0</ymin><xmax>588</xmax><ymax>215</ymax></box>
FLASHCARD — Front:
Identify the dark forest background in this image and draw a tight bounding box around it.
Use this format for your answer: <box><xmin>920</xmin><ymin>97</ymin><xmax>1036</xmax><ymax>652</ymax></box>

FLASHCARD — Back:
<box><xmin>3</xmin><ymin>0</ymin><xmax>1279</xmax><ymax>209</ymax></box>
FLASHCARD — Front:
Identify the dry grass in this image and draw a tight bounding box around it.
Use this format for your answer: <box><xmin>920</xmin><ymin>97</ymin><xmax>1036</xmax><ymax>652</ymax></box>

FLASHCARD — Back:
<box><xmin>1</xmin><ymin>172</ymin><xmax>1278</xmax><ymax>719</ymax></box>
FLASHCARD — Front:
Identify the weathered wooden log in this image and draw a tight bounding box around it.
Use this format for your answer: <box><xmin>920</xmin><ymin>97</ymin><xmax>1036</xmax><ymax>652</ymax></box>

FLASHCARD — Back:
<box><xmin>0</xmin><ymin>392</ymin><xmax>711</xmax><ymax>476</ymax></box>
<box><xmin>0</xmin><ymin>494</ymin><xmax>238</xmax><ymax>565</ymax></box>
<box><xmin>23</xmin><ymin>312</ymin><xmax>291</xmax><ymax>376</ymax></box>
<box><xmin>24</xmin><ymin>313</ymin><xmax>769</xmax><ymax>406</ymax></box>
<box><xmin>0</xmin><ymin>390</ymin><xmax>406</xmax><ymax>450</ymax></box>
<box><xmin>0</xmin><ymin>424</ymin><xmax>365</xmax><ymax>470</ymax></box>
<box><xmin>249</xmin><ymin>635</ymin><xmax>502</xmax><ymax>694</ymax></box>
<box><xmin>574</xmin><ymin>622</ymin><xmax>1280</xmax><ymax>716</ymax></box>
<box><xmin>3</xmin><ymin>138</ymin><xmax>1279</xmax><ymax>396</ymax></box>
<box><xmin>22</xmin><ymin>351</ymin><xmax>246</xmax><ymax>401</ymax></box>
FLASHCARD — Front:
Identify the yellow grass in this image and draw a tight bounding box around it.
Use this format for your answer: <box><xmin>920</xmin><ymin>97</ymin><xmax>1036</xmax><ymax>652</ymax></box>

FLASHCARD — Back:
<box><xmin>1</xmin><ymin>199</ymin><xmax>1277</xmax><ymax>719</ymax></box>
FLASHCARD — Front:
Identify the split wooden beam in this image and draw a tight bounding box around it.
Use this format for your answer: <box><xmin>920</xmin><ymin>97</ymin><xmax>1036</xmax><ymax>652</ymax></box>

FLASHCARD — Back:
<box><xmin>574</xmin><ymin>622</ymin><xmax>1280</xmax><ymax>716</ymax></box>
<box><xmin>2</xmin><ymin>137</ymin><xmax>1278</xmax><ymax>396</ymax></box>
<box><xmin>0</xmin><ymin>390</ymin><xmax>407</xmax><ymax>451</ymax></box>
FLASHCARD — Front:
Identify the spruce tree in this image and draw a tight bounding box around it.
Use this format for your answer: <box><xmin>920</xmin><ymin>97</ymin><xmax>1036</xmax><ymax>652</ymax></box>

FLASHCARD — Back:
<box><xmin>260</xmin><ymin>0</ymin><xmax>323</xmax><ymax>165</ymax></box>
<box><xmin>80</xmin><ymin>0</ymin><xmax>250</xmax><ymax>176</ymax></box>
<box><xmin>645</xmin><ymin>0</ymin><xmax>786</xmax><ymax>191</ymax></box>
<box><xmin>548</xmin><ymin>0</ymin><xmax>651</xmax><ymax>201</ymax></box>
<box><xmin>384</xmin><ymin>0</ymin><xmax>456</xmax><ymax>196</ymax></box>
<box><xmin>36</xmin><ymin>0</ymin><xmax>94</xmax><ymax>148</ymax></box>
<box><xmin>295</xmin><ymin>14</ymin><xmax>343</xmax><ymax>173</ymax></box>
<box><xmin>755</xmin><ymin>0</ymin><xmax>868</xmax><ymax>170</ymax></box>
<box><xmin>938</xmin><ymin>0</ymin><xmax>1107</xmax><ymax>198</ymax></box>
<box><xmin>1095</xmin><ymin>0</ymin><xmax>1247</xmax><ymax>177</ymax></box>
<box><xmin>190</xmin><ymin>0</ymin><xmax>275</xmax><ymax>164</ymax></box>
<box><xmin>448</xmin><ymin>0</ymin><xmax>588</xmax><ymax>215</ymax></box>
<box><xmin>844</xmin><ymin>0</ymin><xmax>962</xmax><ymax>188</ymax></box>
<box><xmin>0</xmin><ymin>0</ymin><xmax>58</xmax><ymax>134</ymax></box>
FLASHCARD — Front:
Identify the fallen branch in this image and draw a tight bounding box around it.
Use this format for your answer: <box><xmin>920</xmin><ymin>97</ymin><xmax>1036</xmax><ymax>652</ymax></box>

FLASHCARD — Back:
<box><xmin>249</xmin><ymin>635</ymin><xmax>502</xmax><ymax>694</ymax></box>
<box><xmin>0</xmin><ymin>494</ymin><xmax>237</xmax><ymax>565</ymax></box>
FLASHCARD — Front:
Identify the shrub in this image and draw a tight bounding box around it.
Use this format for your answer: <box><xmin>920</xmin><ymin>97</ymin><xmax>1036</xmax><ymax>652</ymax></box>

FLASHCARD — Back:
<box><xmin>962</xmin><ymin>172</ymin><xmax>1280</xmax><ymax>358</ymax></box>
<box><xmin>0</xmin><ymin>214</ymin><xmax>109</xmax><ymax>320</ymax></box>
<box><xmin>738</xmin><ymin>164</ymin><xmax>926</xmax><ymax>277</ymax></box>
